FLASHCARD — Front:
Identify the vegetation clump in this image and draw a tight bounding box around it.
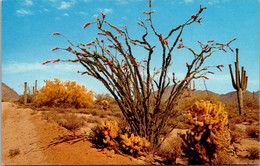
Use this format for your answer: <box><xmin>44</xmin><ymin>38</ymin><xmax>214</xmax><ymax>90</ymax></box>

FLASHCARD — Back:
<box><xmin>120</xmin><ymin>133</ymin><xmax>150</xmax><ymax>157</ymax></box>
<box><xmin>34</xmin><ymin>78</ymin><xmax>94</xmax><ymax>109</ymax></box>
<box><xmin>181</xmin><ymin>100</ymin><xmax>233</xmax><ymax>165</ymax></box>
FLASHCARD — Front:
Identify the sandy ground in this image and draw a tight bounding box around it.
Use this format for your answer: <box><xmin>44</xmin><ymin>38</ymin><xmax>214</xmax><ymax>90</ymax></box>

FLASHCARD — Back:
<box><xmin>2</xmin><ymin>102</ymin><xmax>259</xmax><ymax>165</ymax></box>
<box><xmin>1</xmin><ymin>102</ymin><xmax>142</xmax><ymax>165</ymax></box>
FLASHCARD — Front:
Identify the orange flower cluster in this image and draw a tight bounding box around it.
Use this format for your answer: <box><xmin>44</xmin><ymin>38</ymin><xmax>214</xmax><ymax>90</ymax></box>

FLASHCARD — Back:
<box><xmin>52</xmin><ymin>32</ymin><xmax>60</xmax><ymax>35</ymax></box>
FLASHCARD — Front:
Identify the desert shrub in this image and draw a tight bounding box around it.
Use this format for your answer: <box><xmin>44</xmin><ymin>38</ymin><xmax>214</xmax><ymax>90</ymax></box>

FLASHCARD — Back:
<box><xmin>213</xmin><ymin>151</ymin><xmax>236</xmax><ymax>165</ymax></box>
<box><xmin>158</xmin><ymin>137</ymin><xmax>183</xmax><ymax>165</ymax></box>
<box><xmin>57</xmin><ymin>113</ymin><xmax>85</xmax><ymax>133</ymax></box>
<box><xmin>8</xmin><ymin>148</ymin><xmax>20</xmax><ymax>158</ymax></box>
<box><xmin>229</xmin><ymin>124</ymin><xmax>243</xmax><ymax>143</ymax></box>
<box><xmin>89</xmin><ymin>121</ymin><xmax>120</xmax><ymax>151</ymax></box>
<box><xmin>34</xmin><ymin>78</ymin><xmax>94</xmax><ymax>109</ymax></box>
<box><xmin>247</xmin><ymin>147</ymin><xmax>259</xmax><ymax>160</ymax></box>
<box><xmin>246</xmin><ymin>126</ymin><xmax>259</xmax><ymax>139</ymax></box>
<box><xmin>94</xmin><ymin>93</ymin><xmax>116</xmax><ymax>104</ymax></box>
<box><xmin>175</xmin><ymin>92</ymin><xmax>220</xmax><ymax>113</ymax></box>
<box><xmin>120</xmin><ymin>133</ymin><xmax>150</xmax><ymax>157</ymax></box>
<box><xmin>181</xmin><ymin>100</ymin><xmax>233</xmax><ymax>165</ymax></box>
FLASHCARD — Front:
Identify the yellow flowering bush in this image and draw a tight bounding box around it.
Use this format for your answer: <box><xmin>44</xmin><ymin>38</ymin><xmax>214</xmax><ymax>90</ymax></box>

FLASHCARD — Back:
<box><xmin>34</xmin><ymin>78</ymin><xmax>93</xmax><ymax>108</ymax></box>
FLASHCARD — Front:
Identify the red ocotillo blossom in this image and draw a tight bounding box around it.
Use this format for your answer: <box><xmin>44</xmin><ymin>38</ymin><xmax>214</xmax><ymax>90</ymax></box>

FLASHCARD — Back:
<box><xmin>83</xmin><ymin>22</ymin><xmax>91</xmax><ymax>28</ymax></box>
<box><xmin>52</xmin><ymin>59</ymin><xmax>60</xmax><ymax>63</ymax></box>
<box><xmin>42</xmin><ymin>60</ymin><xmax>51</xmax><ymax>65</ymax></box>
<box><xmin>149</xmin><ymin>0</ymin><xmax>151</xmax><ymax>7</ymax></box>
<box><xmin>130</xmin><ymin>40</ymin><xmax>137</xmax><ymax>45</ymax></box>
<box><xmin>101</xmin><ymin>12</ymin><xmax>106</xmax><ymax>19</ymax></box>
<box><xmin>51</xmin><ymin>47</ymin><xmax>59</xmax><ymax>51</ymax></box>
<box><xmin>66</xmin><ymin>46</ymin><xmax>72</xmax><ymax>51</ymax></box>
<box><xmin>52</xmin><ymin>32</ymin><xmax>60</xmax><ymax>35</ymax></box>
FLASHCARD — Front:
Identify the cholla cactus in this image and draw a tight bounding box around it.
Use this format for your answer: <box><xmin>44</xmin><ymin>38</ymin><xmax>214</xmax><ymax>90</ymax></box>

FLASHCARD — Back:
<box><xmin>181</xmin><ymin>100</ymin><xmax>232</xmax><ymax>164</ymax></box>
<box><xmin>89</xmin><ymin>121</ymin><xmax>120</xmax><ymax>150</ymax></box>
<box><xmin>120</xmin><ymin>133</ymin><xmax>150</xmax><ymax>157</ymax></box>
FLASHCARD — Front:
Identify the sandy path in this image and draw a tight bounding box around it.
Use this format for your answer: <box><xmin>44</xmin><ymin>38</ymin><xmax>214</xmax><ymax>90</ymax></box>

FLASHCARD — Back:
<box><xmin>1</xmin><ymin>102</ymin><xmax>48</xmax><ymax>165</ymax></box>
<box><xmin>1</xmin><ymin>102</ymin><xmax>143</xmax><ymax>165</ymax></box>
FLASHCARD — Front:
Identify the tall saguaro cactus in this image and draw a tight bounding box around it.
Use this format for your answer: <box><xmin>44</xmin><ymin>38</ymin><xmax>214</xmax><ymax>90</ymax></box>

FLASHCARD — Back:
<box><xmin>229</xmin><ymin>48</ymin><xmax>248</xmax><ymax>115</ymax></box>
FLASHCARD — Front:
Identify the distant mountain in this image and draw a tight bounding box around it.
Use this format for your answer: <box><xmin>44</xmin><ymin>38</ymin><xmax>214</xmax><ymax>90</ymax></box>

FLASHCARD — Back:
<box><xmin>160</xmin><ymin>85</ymin><xmax>259</xmax><ymax>104</ymax></box>
<box><xmin>1</xmin><ymin>82</ymin><xmax>20</xmax><ymax>102</ymax></box>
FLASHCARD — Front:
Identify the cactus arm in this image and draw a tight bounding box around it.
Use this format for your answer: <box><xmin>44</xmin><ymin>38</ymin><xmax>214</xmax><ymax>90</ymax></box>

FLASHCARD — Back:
<box><xmin>241</xmin><ymin>67</ymin><xmax>248</xmax><ymax>91</ymax></box>
<box><xmin>235</xmin><ymin>61</ymin><xmax>241</xmax><ymax>89</ymax></box>
<box><xmin>229</xmin><ymin>64</ymin><xmax>238</xmax><ymax>90</ymax></box>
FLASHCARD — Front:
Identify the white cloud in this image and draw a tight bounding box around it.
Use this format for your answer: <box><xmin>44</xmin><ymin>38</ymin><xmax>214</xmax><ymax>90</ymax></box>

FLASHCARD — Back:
<box><xmin>79</xmin><ymin>11</ymin><xmax>88</xmax><ymax>16</ymax></box>
<box><xmin>103</xmin><ymin>8</ymin><xmax>113</xmax><ymax>14</ymax></box>
<box><xmin>24</xmin><ymin>0</ymin><xmax>33</xmax><ymax>6</ymax></box>
<box><xmin>184</xmin><ymin>0</ymin><xmax>193</xmax><ymax>3</ymax></box>
<box><xmin>63</xmin><ymin>13</ymin><xmax>69</xmax><ymax>16</ymax></box>
<box><xmin>2</xmin><ymin>62</ymin><xmax>80</xmax><ymax>74</ymax></box>
<box><xmin>16</xmin><ymin>9</ymin><xmax>33</xmax><ymax>16</ymax></box>
<box><xmin>57</xmin><ymin>1</ymin><xmax>76</xmax><ymax>10</ymax></box>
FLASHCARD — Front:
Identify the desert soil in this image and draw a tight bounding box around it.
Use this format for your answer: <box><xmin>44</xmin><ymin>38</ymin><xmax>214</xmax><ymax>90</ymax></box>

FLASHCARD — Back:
<box><xmin>1</xmin><ymin>102</ymin><xmax>143</xmax><ymax>165</ymax></box>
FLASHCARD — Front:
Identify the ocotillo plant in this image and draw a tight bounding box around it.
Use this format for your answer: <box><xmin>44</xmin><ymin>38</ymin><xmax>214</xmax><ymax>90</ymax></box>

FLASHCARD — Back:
<box><xmin>229</xmin><ymin>48</ymin><xmax>248</xmax><ymax>115</ymax></box>
<box><xmin>45</xmin><ymin>0</ymin><xmax>236</xmax><ymax>149</ymax></box>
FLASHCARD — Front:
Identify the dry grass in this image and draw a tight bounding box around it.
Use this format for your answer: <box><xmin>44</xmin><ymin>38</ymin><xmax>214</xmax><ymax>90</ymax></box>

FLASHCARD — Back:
<box><xmin>56</xmin><ymin>113</ymin><xmax>86</xmax><ymax>132</ymax></box>
<box><xmin>157</xmin><ymin>137</ymin><xmax>183</xmax><ymax>165</ymax></box>
<box><xmin>213</xmin><ymin>151</ymin><xmax>236</xmax><ymax>165</ymax></box>
<box><xmin>247</xmin><ymin>147</ymin><xmax>259</xmax><ymax>160</ymax></box>
<box><xmin>246</xmin><ymin>126</ymin><xmax>259</xmax><ymax>139</ymax></box>
<box><xmin>8</xmin><ymin>148</ymin><xmax>20</xmax><ymax>158</ymax></box>
<box><xmin>229</xmin><ymin>124</ymin><xmax>244</xmax><ymax>143</ymax></box>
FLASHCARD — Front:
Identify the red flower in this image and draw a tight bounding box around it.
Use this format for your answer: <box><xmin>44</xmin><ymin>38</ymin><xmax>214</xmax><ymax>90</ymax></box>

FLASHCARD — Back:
<box><xmin>52</xmin><ymin>32</ymin><xmax>60</xmax><ymax>35</ymax></box>
<box><xmin>91</xmin><ymin>41</ymin><xmax>95</xmax><ymax>44</ymax></box>
<box><xmin>207</xmin><ymin>40</ymin><xmax>214</xmax><ymax>43</ymax></box>
<box><xmin>159</xmin><ymin>34</ymin><xmax>163</xmax><ymax>41</ymax></box>
<box><xmin>143</xmin><ymin>60</ymin><xmax>147</xmax><ymax>62</ymax></box>
<box><xmin>203</xmin><ymin>76</ymin><xmax>209</xmax><ymax>80</ymax></box>
<box><xmin>83</xmin><ymin>22</ymin><xmax>91</xmax><ymax>28</ymax></box>
<box><xmin>183</xmin><ymin>94</ymin><xmax>190</xmax><ymax>98</ymax></box>
<box><xmin>191</xmin><ymin>15</ymin><xmax>198</xmax><ymax>19</ymax></box>
<box><xmin>163</xmin><ymin>39</ymin><xmax>168</xmax><ymax>45</ymax></box>
<box><xmin>179</xmin><ymin>38</ymin><xmax>183</xmax><ymax>42</ymax></box>
<box><xmin>42</xmin><ymin>60</ymin><xmax>51</xmax><ymax>65</ymax></box>
<box><xmin>101</xmin><ymin>39</ymin><xmax>104</xmax><ymax>43</ymax></box>
<box><xmin>104</xmin><ymin>61</ymin><xmax>111</xmax><ymax>65</ymax></box>
<box><xmin>51</xmin><ymin>47</ymin><xmax>59</xmax><ymax>51</ymax></box>
<box><xmin>177</xmin><ymin>43</ymin><xmax>184</xmax><ymax>49</ymax></box>
<box><xmin>101</xmin><ymin>12</ymin><xmax>106</xmax><ymax>19</ymax></box>
<box><xmin>52</xmin><ymin>59</ymin><xmax>60</xmax><ymax>63</ymax></box>
<box><xmin>66</xmin><ymin>46</ymin><xmax>72</xmax><ymax>51</ymax></box>
<box><xmin>217</xmin><ymin>64</ymin><xmax>224</xmax><ymax>71</ymax></box>
<box><xmin>149</xmin><ymin>0</ymin><xmax>151</xmax><ymax>7</ymax></box>
<box><xmin>86</xmin><ymin>43</ymin><xmax>92</xmax><ymax>46</ymax></box>
<box><xmin>208</xmin><ymin>71</ymin><xmax>215</xmax><ymax>74</ymax></box>
<box><xmin>186</xmin><ymin>62</ymin><xmax>190</xmax><ymax>68</ymax></box>
<box><xmin>191</xmin><ymin>89</ymin><xmax>196</xmax><ymax>91</ymax></box>
<box><xmin>107</xmin><ymin>45</ymin><xmax>114</xmax><ymax>48</ymax></box>
<box><xmin>97</xmin><ymin>14</ymin><xmax>100</xmax><ymax>21</ymax></box>
<box><xmin>172</xmin><ymin>72</ymin><xmax>175</xmax><ymax>75</ymax></box>
<box><xmin>130</xmin><ymin>40</ymin><xmax>137</xmax><ymax>45</ymax></box>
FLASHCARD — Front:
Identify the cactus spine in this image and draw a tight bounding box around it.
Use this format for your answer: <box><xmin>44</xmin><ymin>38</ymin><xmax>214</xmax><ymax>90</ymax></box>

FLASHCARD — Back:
<box><xmin>229</xmin><ymin>48</ymin><xmax>248</xmax><ymax>115</ymax></box>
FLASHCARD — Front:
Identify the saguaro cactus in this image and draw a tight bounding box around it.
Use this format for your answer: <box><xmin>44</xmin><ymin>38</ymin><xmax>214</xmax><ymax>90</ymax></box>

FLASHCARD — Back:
<box><xmin>229</xmin><ymin>48</ymin><xmax>248</xmax><ymax>115</ymax></box>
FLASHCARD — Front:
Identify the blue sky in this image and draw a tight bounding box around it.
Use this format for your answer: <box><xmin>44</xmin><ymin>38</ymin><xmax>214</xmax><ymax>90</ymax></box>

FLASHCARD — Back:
<box><xmin>1</xmin><ymin>0</ymin><xmax>259</xmax><ymax>95</ymax></box>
